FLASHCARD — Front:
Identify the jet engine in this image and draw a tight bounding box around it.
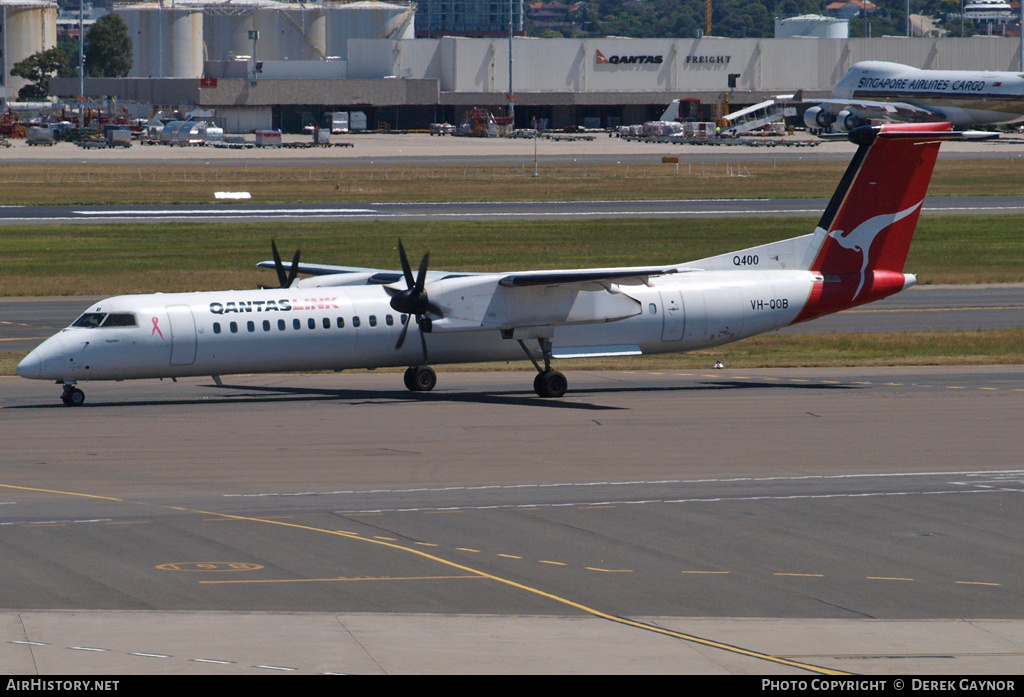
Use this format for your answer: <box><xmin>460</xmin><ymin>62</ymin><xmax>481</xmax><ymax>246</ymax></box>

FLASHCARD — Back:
<box><xmin>802</xmin><ymin>106</ymin><xmax>835</xmax><ymax>130</ymax></box>
<box><xmin>832</xmin><ymin>109</ymin><xmax>868</xmax><ymax>133</ymax></box>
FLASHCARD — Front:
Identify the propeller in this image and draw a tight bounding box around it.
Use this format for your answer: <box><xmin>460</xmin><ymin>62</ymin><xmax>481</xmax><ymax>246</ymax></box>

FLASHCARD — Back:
<box><xmin>264</xmin><ymin>239</ymin><xmax>300</xmax><ymax>289</ymax></box>
<box><xmin>389</xmin><ymin>239</ymin><xmax>441</xmax><ymax>362</ymax></box>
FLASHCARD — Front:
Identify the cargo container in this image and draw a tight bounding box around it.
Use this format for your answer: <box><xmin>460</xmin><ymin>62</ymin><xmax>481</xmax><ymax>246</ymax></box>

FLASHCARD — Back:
<box><xmin>255</xmin><ymin>129</ymin><xmax>283</xmax><ymax>147</ymax></box>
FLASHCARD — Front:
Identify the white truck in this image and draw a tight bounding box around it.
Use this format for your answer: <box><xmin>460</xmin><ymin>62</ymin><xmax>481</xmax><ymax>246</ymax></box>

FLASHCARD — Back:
<box><xmin>324</xmin><ymin>112</ymin><xmax>349</xmax><ymax>134</ymax></box>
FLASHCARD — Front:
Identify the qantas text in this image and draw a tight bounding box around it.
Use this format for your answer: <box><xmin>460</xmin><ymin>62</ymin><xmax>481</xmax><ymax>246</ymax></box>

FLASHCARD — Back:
<box><xmin>208</xmin><ymin>298</ymin><xmax>341</xmax><ymax>314</ymax></box>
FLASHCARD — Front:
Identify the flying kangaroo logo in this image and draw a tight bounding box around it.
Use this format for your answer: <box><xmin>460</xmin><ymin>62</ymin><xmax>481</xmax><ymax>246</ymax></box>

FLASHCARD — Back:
<box><xmin>828</xmin><ymin>201</ymin><xmax>922</xmax><ymax>299</ymax></box>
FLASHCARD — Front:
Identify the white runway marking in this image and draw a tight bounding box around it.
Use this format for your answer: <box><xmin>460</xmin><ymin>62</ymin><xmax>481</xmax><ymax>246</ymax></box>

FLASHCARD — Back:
<box><xmin>224</xmin><ymin>469</ymin><xmax>1024</xmax><ymax>499</ymax></box>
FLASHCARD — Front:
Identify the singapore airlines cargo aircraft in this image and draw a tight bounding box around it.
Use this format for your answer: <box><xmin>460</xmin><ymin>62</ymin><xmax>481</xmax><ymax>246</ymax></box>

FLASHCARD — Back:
<box><xmin>804</xmin><ymin>61</ymin><xmax>1024</xmax><ymax>132</ymax></box>
<box><xmin>18</xmin><ymin>123</ymin><xmax>988</xmax><ymax>406</ymax></box>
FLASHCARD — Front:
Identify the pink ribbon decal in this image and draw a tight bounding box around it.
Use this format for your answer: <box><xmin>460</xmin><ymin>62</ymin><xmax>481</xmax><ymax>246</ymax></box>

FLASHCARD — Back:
<box><xmin>151</xmin><ymin>316</ymin><xmax>164</xmax><ymax>339</ymax></box>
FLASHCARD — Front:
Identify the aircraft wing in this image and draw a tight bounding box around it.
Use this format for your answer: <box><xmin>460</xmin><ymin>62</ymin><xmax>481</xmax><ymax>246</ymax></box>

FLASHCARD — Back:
<box><xmin>808</xmin><ymin>98</ymin><xmax>941</xmax><ymax>122</ymax></box>
<box><xmin>498</xmin><ymin>266</ymin><xmax>680</xmax><ymax>290</ymax></box>
<box><xmin>424</xmin><ymin>267</ymin><xmax>683</xmax><ymax>334</ymax></box>
<box><xmin>257</xmin><ymin>259</ymin><xmax>477</xmax><ymax>287</ymax></box>
<box><xmin>259</xmin><ymin>260</ymin><xmax>678</xmax><ymax>290</ymax></box>
<box><xmin>258</xmin><ymin>260</ymin><xmax>400</xmax><ymax>281</ymax></box>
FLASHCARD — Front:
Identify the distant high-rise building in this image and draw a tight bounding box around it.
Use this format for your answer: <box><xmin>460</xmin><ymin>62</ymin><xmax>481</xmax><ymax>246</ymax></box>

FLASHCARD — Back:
<box><xmin>416</xmin><ymin>0</ymin><xmax>523</xmax><ymax>37</ymax></box>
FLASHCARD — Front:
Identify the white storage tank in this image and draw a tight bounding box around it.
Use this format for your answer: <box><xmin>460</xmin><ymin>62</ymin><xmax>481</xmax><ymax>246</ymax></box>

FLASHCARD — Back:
<box><xmin>118</xmin><ymin>3</ymin><xmax>204</xmax><ymax>78</ymax></box>
<box><xmin>202</xmin><ymin>0</ymin><xmax>326</xmax><ymax>62</ymax></box>
<box><xmin>324</xmin><ymin>1</ymin><xmax>416</xmax><ymax>60</ymax></box>
<box><xmin>1</xmin><ymin>0</ymin><xmax>58</xmax><ymax>99</ymax></box>
<box><xmin>774</xmin><ymin>14</ymin><xmax>849</xmax><ymax>39</ymax></box>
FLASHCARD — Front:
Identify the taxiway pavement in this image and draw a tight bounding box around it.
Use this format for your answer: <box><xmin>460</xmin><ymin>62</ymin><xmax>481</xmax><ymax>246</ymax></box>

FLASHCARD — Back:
<box><xmin>2</xmin><ymin>196</ymin><xmax>1024</xmax><ymax>226</ymax></box>
<box><xmin>2</xmin><ymin>368</ymin><xmax>1023</xmax><ymax>674</ymax></box>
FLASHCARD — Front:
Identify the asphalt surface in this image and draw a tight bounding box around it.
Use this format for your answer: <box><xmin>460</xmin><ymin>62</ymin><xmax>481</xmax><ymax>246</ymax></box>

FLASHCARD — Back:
<box><xmin>3</xmin><ymin>131</ymin><xmax>1023</xmax><ymax>675</ymax></box>
<box><xmin>2</xmin><ymin>368</ymin><xmax>1024</xmax><ymax>674</ymax></box>
<box><xmin>2</xmin><ymin>196</ymin><xmax>1024</xmax><ymax>225</ymax></box>
<box><xmin>2</xmin><ymin>131</ymin><xmax>1023</xmax><ymax>166</ymax></box>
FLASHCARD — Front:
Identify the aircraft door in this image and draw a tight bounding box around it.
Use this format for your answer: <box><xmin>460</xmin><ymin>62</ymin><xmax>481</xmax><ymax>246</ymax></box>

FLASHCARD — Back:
<box><xmin>658</xmin><ymin>288</ymin><xmax>685</xmax><ymax>342</ymax></box>
<box><xmin>166</xmin><ymin>305</ymin><xmax>197</xmax><ymax>365</ymax></box>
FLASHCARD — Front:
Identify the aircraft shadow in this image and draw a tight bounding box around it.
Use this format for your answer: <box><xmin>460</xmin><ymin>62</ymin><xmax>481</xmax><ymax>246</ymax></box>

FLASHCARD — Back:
<box><xmin>6</xmin><ymin>378</ymin><xmax>858</xmax><ymax>411</ymax></box>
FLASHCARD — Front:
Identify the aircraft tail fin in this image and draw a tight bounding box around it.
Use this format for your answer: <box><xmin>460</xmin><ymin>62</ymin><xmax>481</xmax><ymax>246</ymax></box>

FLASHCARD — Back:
<box><xmin>793</xmin><ymin>122</ymin><xmax>952</xmax><ymax>322</ymax></box>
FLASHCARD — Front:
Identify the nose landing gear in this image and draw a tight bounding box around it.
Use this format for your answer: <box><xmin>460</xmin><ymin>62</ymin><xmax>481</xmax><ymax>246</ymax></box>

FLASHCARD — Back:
<box><xmin>60</xmin><ymin>382</ymin><xmax>85</xmax><ymax>407</ymax></box>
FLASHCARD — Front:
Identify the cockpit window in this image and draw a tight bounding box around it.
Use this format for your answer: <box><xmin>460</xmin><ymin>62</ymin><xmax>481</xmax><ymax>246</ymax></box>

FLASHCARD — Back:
<box><xmin>72</xmin><ymin>313</ymin><xmax>107</xmax><ymax>328</ymax></box>
<box><xmin>102</xmin><ymin>313</ymin><xmax>138</xmax><ymax>327</ymax></box>
<box><xmin>71</xmin><ymin>312</ymin><xmax>138</xmax><ymax>328</ymax></box>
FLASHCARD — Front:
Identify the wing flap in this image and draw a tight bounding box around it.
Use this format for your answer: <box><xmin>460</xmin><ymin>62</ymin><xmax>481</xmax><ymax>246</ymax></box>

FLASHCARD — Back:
<box><xmin>499</xmin><ymin>267</ymin><xmax>679</xmax><ymax>290</ymax></box>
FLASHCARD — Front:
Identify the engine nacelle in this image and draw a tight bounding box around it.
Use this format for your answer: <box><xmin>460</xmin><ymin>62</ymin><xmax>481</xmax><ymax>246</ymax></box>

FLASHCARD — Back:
<box><xmin>832</xmin><ymin>109</ymin><xmax>867</xmax><ymax>133</ymax></box>
<box><xmin>803</xmin><ymin>106</ymin><xmax>835</xmax><ymax>130</ymax></box>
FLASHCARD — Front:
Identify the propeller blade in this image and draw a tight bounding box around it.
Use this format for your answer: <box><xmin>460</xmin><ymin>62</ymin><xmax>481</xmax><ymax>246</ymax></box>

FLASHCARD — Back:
<box><xmin>271</xmin><ymin>239</ymin><xmax>288</xmax><ymax>288</ymax></box>
<box><xmin>418</xmin><ymin>319</ymin><xmax>429</xmax><ymax>365</ymax></box>
<box><xmin>395</xmin><ymin>314</ymin><xmax>411</xmax><ymax>350</ymax></box>
<box><xmin>287</xmin><ymin>248</ymin><xmax>301</xmax><ymax>287</ymax></box>
<box><xmin>415</xmin><ymin>252</ymin><xmax>430</xmax><ymax>291</ymax></box>
<box><xmin>397</xmin><ymin>239</ymin><xmax>414</xmax><ymax>288</ymax></box>
<box><xmin>390</xmin><ymin>241</ymin><xmax>438</xmax><ymax>363</ymax></box>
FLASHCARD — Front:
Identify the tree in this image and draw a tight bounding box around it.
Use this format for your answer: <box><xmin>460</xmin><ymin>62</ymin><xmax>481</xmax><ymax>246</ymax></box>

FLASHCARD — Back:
<box><xmin>56</xmin><ymin>35</ymin><xmax>81</xmax><ymax>78</ymax></box>
<box><xmin>85</xmin><ymin>14</ymin><xmax>132</xmax><ymax>77</ymax></box>
<box><xmin>9</xmin><ymin>47</ymin><xmax>70</xmax><ymax>101</ymax></box>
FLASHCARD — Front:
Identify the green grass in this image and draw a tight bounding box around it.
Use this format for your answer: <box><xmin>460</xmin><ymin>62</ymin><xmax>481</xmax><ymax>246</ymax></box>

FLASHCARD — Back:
<box><xmin>0</xmin><ymin>158</ymin><xmax>1023</xmax><ymax>204</ymax></box>
<box><xmin>1</xmin><ymin>214</ymin><xmax>1022</xmax><ymax>296</ymax></box>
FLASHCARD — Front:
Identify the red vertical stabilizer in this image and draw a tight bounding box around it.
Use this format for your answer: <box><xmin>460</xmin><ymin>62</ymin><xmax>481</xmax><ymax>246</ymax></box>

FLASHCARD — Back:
<box><xmin>793</xmin><ymin>122</ymin><xmax>949</xmax><ymax>324</ymax></box>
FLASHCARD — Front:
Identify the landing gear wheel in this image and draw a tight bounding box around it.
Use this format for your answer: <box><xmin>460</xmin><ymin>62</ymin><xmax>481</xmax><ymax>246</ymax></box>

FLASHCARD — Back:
<box><xmin>404</xmin><ymin>366</ymin><xmax>436</xmax><ymax>392</ymax></box>
<box><xmin>534</xmin><ymin>370</ymin><xmax>567</xmax><ymax>398</ymax></box>
<box><xmin>61</xmin><ymin>386</ymin><xmax>85</xmax><ymax>407</ymax></box>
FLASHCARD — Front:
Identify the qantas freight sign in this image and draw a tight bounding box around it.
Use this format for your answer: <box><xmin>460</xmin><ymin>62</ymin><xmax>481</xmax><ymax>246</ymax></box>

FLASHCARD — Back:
<box><xmin>595</xmin><ymin>49</ymin><xmax>663</xmax><ymax>65</ymax></box>
<box><xmin>594</xmin><ymin>50</ymin><xmax>729</xmax><ymax>67</ymax></box>
<box><xmin>18</xmin><ymin>123</ymin><xmax>994</xmax><ymax>405</ymax></box>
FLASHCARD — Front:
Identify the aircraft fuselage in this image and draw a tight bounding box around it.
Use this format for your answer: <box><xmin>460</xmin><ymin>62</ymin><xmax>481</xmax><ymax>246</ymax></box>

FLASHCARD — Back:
<box><xmin>835</xmin><ymin>61</ymin><xmax>1024</xmax><ymax>128</ymax></box>
<box><xmin>18</xmin><ymin>271</ymin><xmax>827</xmax><ymax>383</ymax></box>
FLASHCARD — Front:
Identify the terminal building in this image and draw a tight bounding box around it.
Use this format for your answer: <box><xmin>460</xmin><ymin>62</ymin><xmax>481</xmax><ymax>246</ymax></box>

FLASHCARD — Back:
<box><xmin>42</xmin><ymin>0</ymin><xmax>1024</xmax><ymax>132</ymax></box>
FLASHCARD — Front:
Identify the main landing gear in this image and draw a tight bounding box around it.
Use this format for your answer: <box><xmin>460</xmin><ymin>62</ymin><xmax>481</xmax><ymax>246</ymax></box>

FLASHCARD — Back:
<box><xmin>60</xmin><ymin>382</ymin><xmax>85</xmax><ymax>407</ymax></box>
<box><xmin>520</xmin><ymin>338</ymin><xmax>567</xmax><ymax>398</ymax></box>
<box><xmin>403</xmin><ymin>365</ymin><xmax>436</xmax><ymax>392</ymax></box>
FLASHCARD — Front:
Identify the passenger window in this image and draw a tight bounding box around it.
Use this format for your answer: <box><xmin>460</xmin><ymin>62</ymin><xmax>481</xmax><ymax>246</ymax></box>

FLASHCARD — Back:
<box><xmin>336</xmin><ymin>317</ymin><xmax>345</xmax><ymax>328</ymax></box>
<box><xmin>649</xmin><ymin>303</ymin><xmax>657</xmax><ymax>315</ymax></box>
<box><xmin>308</xmin><ymin>318</ymin><xmax>316</xmax><ymax>330</ymax></box>
<box><xmin>353</xmin><ymin>316</ymin><xmax>361</xmax><ymax>328</ymax></box>
<box><xmin>369</xmin><ymin>315</ymin><xmax>378</xmax><ymax>327</ymax></box>
<box><xmin>278</xmin><ymin>319</ymin><xmax>286</xmax><ymax>331</ymax></box>
<box><xmin>247</xmin><ymin>321</ymin><xmax>255</xmax><ymax>332</ymax></box>
<box><xmin>386</xmin><ymin>315</ymin><xmax>394</xmax><ymax>326</ymax></box>
<box><xmin>213</xmin><ymin>322</ymin><xmax>221</xmax><ymax>334</ymax></box>
<box><xmin>293</xmin><ymin>318</ymin><xmax>301</xmax><ymax>330</ymax></box>
<box><xmin>323</xmin><ymin>317</ymin><xmax>330</xmax><ymax>329</ymax></box>
<box><xmin>230</xmin><ymin>321</ymin><xmax>238</xmax><ymax>333</ymax></box>
<box><xmin>263</xmin><ymin>320</ymin><xmax>271</xmax><ymax>331</ymax></box>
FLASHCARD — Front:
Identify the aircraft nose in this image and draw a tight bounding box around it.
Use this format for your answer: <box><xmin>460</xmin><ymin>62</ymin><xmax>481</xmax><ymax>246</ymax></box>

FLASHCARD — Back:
<box><xmin>17</xmin><ymin>334</ymin><xmax>66</xmax><ymax>380</ymax></box>
<box><xmin>16</xmin><ymin>350</ymin><xmax>41</xmax><ymax>378</ymax></box>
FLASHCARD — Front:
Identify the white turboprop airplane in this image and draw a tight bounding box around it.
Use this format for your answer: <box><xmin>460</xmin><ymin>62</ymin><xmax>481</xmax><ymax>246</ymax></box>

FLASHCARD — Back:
<box><xmin>17</xmin><ymin>123</ymin><xmax>988</xmax><ymax>406</ymax></box>
<box><xmin>803</xmin><ymin>61</ymin><xmax>1024</xmax><ymax>132</ymax></box>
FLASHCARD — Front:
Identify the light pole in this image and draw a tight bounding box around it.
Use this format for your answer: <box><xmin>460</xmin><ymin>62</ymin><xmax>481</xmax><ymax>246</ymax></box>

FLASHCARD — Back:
<box><xmin>508</xmin><ymin>0</ymin><xmax>515</xmax><ymax>126</ymax></box>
